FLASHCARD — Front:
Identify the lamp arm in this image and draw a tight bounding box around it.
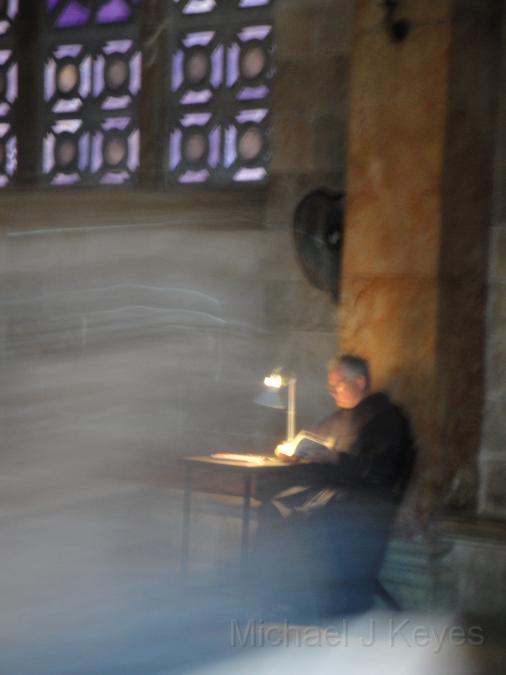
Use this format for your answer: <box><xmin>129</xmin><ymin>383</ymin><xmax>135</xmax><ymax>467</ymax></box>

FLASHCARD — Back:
<box><xmin>287</xmin><ymin>377</ymin><xmax>297</xmax><ymax>441</ymax></box>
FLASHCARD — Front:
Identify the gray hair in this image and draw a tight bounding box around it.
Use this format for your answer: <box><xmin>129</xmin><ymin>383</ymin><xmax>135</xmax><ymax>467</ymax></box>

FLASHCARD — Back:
<box><xmin>327</xmin><ymin>354</ymin><xmax>370</xmax><ymax>387</ymax></box>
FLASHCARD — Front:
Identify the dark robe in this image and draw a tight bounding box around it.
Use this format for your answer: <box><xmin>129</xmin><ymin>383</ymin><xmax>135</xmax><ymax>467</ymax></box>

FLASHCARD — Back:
<box><xmin>253</xmin><ymin>392</ymin><xmax>416</xmax><ymax>618</ymax></box>
<box><xmin>294</xmin><ymin>391</ymin><xmax>416</xmax><ymax>506</ymax></box>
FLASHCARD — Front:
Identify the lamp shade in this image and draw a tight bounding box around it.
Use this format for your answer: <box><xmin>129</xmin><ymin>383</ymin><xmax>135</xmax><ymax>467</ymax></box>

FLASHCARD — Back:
<box><xmin>254</xmin><ymin>389</ymin><xmax>286</xmax><ymax>410</ymax></box>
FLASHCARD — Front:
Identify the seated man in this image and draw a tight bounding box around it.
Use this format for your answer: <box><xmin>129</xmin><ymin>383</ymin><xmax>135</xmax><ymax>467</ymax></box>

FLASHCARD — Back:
<box><xmin>254</xmin><ymin>354</ymin><xmax>415</xmax><ymax>618</ymax></box>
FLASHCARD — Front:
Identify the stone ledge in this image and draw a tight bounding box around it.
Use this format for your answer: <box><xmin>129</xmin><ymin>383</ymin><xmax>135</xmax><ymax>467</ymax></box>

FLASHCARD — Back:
<box><xmin>380</xmin><ymin>535</ymin><xmax>456</xmax><ymax>611</ymax></box>
<box><xmin>0</xmin><ymin>187</ymin><xmax>268</xmax><ymax>233</ymax></box>
<box><xmin>433</xmin><ymin>515</ymin><xmax>506</xmax><ymax>546</ymax></box>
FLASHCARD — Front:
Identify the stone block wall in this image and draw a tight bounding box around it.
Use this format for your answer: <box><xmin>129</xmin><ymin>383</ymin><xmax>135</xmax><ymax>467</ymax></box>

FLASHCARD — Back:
<box><xmin>266</xmin><ymin>0</ymin><xmax>353</xmax><ymax>226</ymax></box>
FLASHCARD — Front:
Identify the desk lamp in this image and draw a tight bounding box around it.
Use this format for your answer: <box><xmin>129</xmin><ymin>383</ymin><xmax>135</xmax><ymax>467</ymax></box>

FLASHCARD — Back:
<box><xmin>255</xmin><ymin>368</ymin><xmax>297</xmax><ymax>442</ymax></box>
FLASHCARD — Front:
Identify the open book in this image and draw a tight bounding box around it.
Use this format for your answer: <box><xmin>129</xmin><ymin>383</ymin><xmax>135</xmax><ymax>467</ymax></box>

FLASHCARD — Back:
<box><xmin>276</xmin><ymin>430</ymin><xmax>334</xmax><ymax>460</ymax></box>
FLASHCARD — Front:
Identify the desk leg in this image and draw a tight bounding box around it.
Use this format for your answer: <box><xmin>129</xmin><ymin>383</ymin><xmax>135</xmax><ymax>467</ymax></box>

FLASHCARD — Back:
<box><xmin>240</xmin><ymin>474</ymin><xmax>252</xmax><ymax>577</ymax></box>
<box><xmin>181</xmin><ymin>465</ymin><xmax>192</xmax><ymax>581</ymax></box>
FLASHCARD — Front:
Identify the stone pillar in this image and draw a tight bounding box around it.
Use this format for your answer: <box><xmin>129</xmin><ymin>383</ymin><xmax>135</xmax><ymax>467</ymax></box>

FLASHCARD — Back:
<box><xmin>340</xmin><ymin>0</ymin><xmax>502</xmax><ymax>515</ymax></box>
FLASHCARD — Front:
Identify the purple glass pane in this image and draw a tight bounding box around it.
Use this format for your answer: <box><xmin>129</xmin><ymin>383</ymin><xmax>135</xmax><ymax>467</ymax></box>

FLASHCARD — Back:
<box><xmin>8</xmin><ymin>0</ymin><xmax>19</xmax><ymax>18</ymax></box>
<box><xmin>7</xmin><ymin>64</ymin><xmax>14</xmax><ymax>103</ymax></box>
<box><xmin>97</xmin><ymin>0</ymin><xmax>131</xmax><ymax>24</ymax></box>
<box><xmin>7</xmin><ymin>62</ymin><xmax>16</xmax><ymax>102</ymax></box>
<box><xmin>103</xmin><ymin>40</ymin><xmax>131</xmax><ymax>55</ymax></box>
<box><xmin>183</xmin><ymin>32</ymin><xmax>214</xmax><ymax>48</ymax></box>
<box><xmin>171</xmin><ymin>51</ymin><xmax>183</xmax><ymax>91</ymax></box>
<box><xmin>0</xmin><ymin>103</ymin><xmax>8</xmax><ymax>115</ymax></box>
<box><xmin>103</xmin><ymin>95</ymin><xmax>131</xmax><ymax>110</ymax></box>
<box><xmin>181</xmin><ymin>90</ymin><xmax>212</xmax><ymax>105</ymax></box>
<box><xmin>55</xmin><ymin>45</ymin><xmax>82</xmax><ymax>58</ymax></box>
<box><xmin>129</xmin><ymin>53</ymin><xmax>141</xmax><ymax>94</ymax></box>
<box><xmin>47</xmin><ymin>0</ymin><xmax>59</xmax><ymax>11</ymax></box>
<box><xmin>103</xmin><ymin>116</ymin><xmax>130</xmax><ymax>131</ymax></box>
<box><xmin>54</xmin><ymin>99</ymin><xmax>81</xmax><ymax>113</ymax></box>
<box><xmin>239</xmin><ymin>26</ymin><xmax>271</xmax><ymax>42</ymax></box>
<box><xmin>0</xmin><ymin>51</ymin><xmax>10</xmax><ymax>66</ymax></box>
<box><xmin>101</xmin><ymin>171</ymin><xmax>129</xmax><ymax>184</ymax></box>
<box><xmin>179</xmin><ymin>169</ymin><xmax>209</xmax><ymax>183</ymax></box>
<box><xmin>94</xmin><ymin>56</ymin><xmax>104</xmax><ymax>97</ymax></box>
<box><xmin>227</xmin><ymin>44</ymin><xmax>239</xmax><ymax>87</ymax></box>
<box><xmin>236</xmin><ymin>108</ymin><xmax>267</xmax><ymax>124</ymax></box>
<box><xmin>0</xmin><ymin>0</ymin><xmax>17</xmax><ymax>31</ymax></box>
<box><xmin>183</xmin><ymin>0</ymin><xmax>216</xmax><ymax>15</ymax></box>
<box><xmin>237</xmin><ymin>85</ymin><xmax>269</xmax><ymax>101</ymax></box>
<box><xmin>44</xmin><ymin>61</ymin><xmax>56</xmax><ymax>101</ymax></box>
<box><xmin>56</xmin><ymin>1</ymin><xmax>91</xmax><ymax>28</ymax></box>
<box><xmin>169</xmin><ymin>129</ymin><xmax>182</xmax><ymax>170</ymax></box>
<box><xmin>6</xmin><ymin>134</ymin><xmax>15</xmax><ymax>174</ymax></box>
<box><xmin>234</xmin><ymin>167</ymin><xmax>266</xmax><ymax>182</ymax></box>
<box><xmin>53</xmin><ymin>173</ymin><xmax>80</xmax><ymax>185</ymax></box>
<box><xmin>43</xmin><ymin>136</ymin><xmax>55</xmax><ymax>173</ymax></box>
<box><xmin>240</xmin><ymin>0</ymin><xmax>270</xmax><ymax>6</ymax></box>
<box><xmin>54</xmin><ymin>118</ymin><xmax>81</xmax><ymax>133</ymax></box>
<box><xmin>91</xmin><ymin>134</ymin><xmax>102</xmax><ymax>171</ymax></box>
<box><xmin>79</xmin><ymin>56</ymin><xmax>92</xmax><ymax>98</ymax></box>
<box><xmin>224</xmin><ymin>127</ymin><xmax>236</xmax><ymax>168</ymax></box>
<box><xmin>181</xmin><ymin>112</ymin><xmax>211</xmax><ymax>127</ymax></box>
<box><xmin>78</xmin><ymin>132</ymin><xmax>89</xmax><ymax>171</ymax></box>
<box><xmin>208</xmin><ymin>127</ymin><xmax>219</xmax><ymax>168</ymax></box>
<box><xmin>210</xmin><ymin>46</ymin><xmax>223</xmax><ymax>88</ymax></box>
<box><xmin>0</xmin><ymin>175</ymin><xmax>8</xmax><ymax>187</ymax></box>
<box><xmin>127</xmin><ymin>130</ymin><xmax>139</xmax><ymax>171</ymax></box>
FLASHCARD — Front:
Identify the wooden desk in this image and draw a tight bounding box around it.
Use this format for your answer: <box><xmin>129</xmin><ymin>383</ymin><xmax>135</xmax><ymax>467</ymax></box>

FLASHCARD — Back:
<box><xmin>178</xmin><ymin>455</ymin><xmax>296</xmax><ymax>580</ymax></box>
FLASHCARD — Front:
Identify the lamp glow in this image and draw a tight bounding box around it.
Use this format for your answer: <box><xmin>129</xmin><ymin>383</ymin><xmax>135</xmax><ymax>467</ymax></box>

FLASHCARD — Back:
<box><xmin>264</xmin><ymin>373</ymin><xmax>283</xmax><ymax>389</ymax></box>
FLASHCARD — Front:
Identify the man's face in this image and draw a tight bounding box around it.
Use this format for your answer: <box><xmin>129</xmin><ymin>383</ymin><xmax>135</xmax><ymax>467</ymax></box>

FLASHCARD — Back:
<box><xmin>327</xmin><ymin>366</ymin><xmax>367</xmax><ymax>409</ymax></box>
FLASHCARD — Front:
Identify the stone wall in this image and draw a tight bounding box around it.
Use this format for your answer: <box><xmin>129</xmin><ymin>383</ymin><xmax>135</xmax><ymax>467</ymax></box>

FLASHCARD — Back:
<box><xmin>0</xmin><ymin>1</ymin><xmax>353</xmax><ymax>511</ymax></box>
<box><xmin>267</xmin><ymin>0</ymin><xmax>353</xmax><ymax>225</ymax></box>
<box><xmin>480</xmin><ymin>6</ymin><xmax>506</xmax><ymax>517</ymax></box>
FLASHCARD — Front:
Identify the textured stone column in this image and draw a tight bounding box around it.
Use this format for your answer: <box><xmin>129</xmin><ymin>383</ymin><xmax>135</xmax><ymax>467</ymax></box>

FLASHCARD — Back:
<box><xmin>340</xmin><ymin>0</ymin><xmax>502</xmax><ymax>515</ymax></box>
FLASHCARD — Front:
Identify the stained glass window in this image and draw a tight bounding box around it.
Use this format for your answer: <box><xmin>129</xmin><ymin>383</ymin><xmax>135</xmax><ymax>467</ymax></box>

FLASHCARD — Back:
<box><xmin>42</xmin><ymin>0</ymin><xmax>141</xmax><ymax>186</ymax></box>
<box><xmin>0</xmin><ymin>0</ymin><xmax>18</xmax><ymax>188</ymax></box>
<box><xmin>167</xmin><ymin>0</ymin><xmax>273</xmax><ymax>185</ymax></box>
<box><xmin>15</xmin><ymin>0</ymin><xmax>272</xmax><ymax>190</ymax></box>
<box><xmin>46</xmin><ymin>0</ymin><xmax>140</xmax><ymax>29</ymax></box>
